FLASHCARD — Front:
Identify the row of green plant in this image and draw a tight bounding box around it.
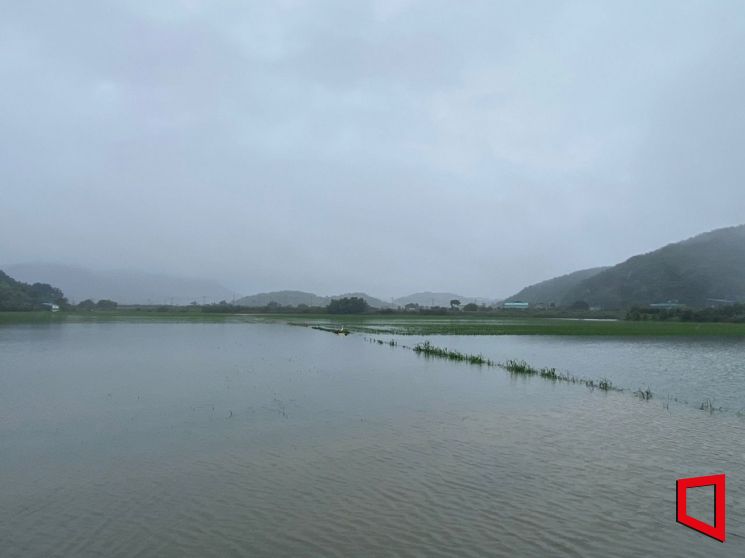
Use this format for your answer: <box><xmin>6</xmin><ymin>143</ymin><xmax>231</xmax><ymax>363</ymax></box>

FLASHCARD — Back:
<box><xmin>412</xmin><ymin>341</ymin><xmax>495</xmax><ymax>365</ymax></box>
<box><xmin>409</xmin><ymin>341</ymin><xmax>620</xmax><ymax>391</ymax></box>
<box><xmin>367</xmin><ymin>335</ymin><xmax>735</xmax><ymax>414</ymax></box>
<box><xmin>372</xmin><ymin>338</ymin><xmax>398</xmax><ymax>347</ymax></box>
<box><xmin>408</xmin><ymin>340</ymin><xmax>733</xmax><ymax>413</ymax></box>
<box><xmin>500</xmin><ymin>359</ymin><xmax>618</xmax><ymax>391</ymax></box>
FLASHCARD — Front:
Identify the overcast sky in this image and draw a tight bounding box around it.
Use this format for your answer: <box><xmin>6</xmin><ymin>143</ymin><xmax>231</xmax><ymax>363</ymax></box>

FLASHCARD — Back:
<box><xmin>2</xmin><ymin>1</ymin><xmax>744</xmax><ymax>298</ymax></box>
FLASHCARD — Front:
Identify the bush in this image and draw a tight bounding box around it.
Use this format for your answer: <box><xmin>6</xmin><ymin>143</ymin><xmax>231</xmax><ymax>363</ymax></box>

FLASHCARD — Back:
<box><xmin>327</xmin><ymin>297</ymin><xmax>369</xmax><ymax>314</ymax></box>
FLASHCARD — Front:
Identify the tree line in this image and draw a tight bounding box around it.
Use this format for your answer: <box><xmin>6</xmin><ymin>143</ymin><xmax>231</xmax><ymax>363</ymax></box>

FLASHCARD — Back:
<box><xmin>0</xmin><ymin>270</ymin><xmax>67</xmax><ymax>311</ymax></box>
<box><xmin>626</xmin><ymin>304</ymin><xmax>745</xmax><ymax>323</ymax></box>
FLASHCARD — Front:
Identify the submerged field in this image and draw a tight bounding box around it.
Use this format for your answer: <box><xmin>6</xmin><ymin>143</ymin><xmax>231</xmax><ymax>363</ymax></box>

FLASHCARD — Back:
<box><xmin>3</xmin><ymin>310</ymin><xmax>745</xmax><ymax>336</ymax></box>
<box><xmin>1</xmin><ymin>321</ymin><xmax>743</xmax><ymax>556</ymax></box>
<box><xmin>0</xmin><ymin>322</ymin><xmax>745</xmax><ymax>558</ymax></box>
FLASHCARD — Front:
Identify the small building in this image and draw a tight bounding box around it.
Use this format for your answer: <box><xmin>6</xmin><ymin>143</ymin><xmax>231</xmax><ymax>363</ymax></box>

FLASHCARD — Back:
<box><xmin>706</xmin><ymin>298</ymin><xmax>736</xmax><ymax>308</ymax></box>
<box><xmin>41</xmin><ymin>303</ymin><xmax>60</xmax><ymax>312</ymax></box>
<box><xmin>502</xmin><ymin>301</ymin><xmax>529</xmax><ymax>310</ymax></box>
<box><xmin>649</xmin><ymin>301</ymin><xmax>685</xmax><ymax>310</ymax></box>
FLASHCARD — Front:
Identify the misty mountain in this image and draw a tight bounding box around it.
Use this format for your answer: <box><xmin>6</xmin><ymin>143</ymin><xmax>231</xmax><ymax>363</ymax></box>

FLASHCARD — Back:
<box><xmin>561</xmin><ymin>224</ymin><xmax>745</xmax><ymax>308</ymax></box>
<box><xmin>4</xmin><ymin>263</ymin><xmax>237</xmax><ymax>305</ymax></box>
<box><xmin>235</xmin><ymin>291</ymin><xmax>328</xmax><ymax>307</ymax></box>
<box><xmin>506</xmin><ymin>267</ymin><xmax>610</xmax><ymax>305</ymax></box>
<box><xmin>393</xmin><ymin>292</ymin><xmax>497</xmax><ymax>307</ymax></box>
<box><xmin>336</xmin><ymin>293</ymin><xmax>395</xmax><ymax>309</ymax></box>
<box><xmin>235</xmin><ymin>291</ymin><xmax>394</xmax><ymax>308</ymax></box>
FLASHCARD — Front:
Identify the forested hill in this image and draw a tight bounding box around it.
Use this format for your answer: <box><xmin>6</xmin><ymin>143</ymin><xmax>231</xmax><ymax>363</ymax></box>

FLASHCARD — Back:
<box><xmin>560</xmin><ymin>225</ymin><xmax>745</xmax><ymax>308</ymax></box>
<box><xmin>506</xmin><ymin>267</ymin><xmax>609</xmax><ymax>305</ymax></box>
<box><xmin>0</xmin><ymin>270</ymin><xmax>67</xmax><ymax>310</ymax></box>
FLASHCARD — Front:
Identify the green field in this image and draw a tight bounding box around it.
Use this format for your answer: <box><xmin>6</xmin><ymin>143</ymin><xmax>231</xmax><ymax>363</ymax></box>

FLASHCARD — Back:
<box><xmin>284</xmin><ymin>314</ymin><xmax>745</xmax><ymax>336</ymax></box>
<box><xmin>2</xmin><ymin>310</ymin><xmax>745</xmax><ymax>336</ymax></box>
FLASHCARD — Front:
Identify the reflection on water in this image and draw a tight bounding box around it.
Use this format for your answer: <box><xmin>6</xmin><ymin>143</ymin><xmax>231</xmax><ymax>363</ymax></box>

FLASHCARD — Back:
<box><xmin>1</xmin><ymin>323</ymin><xmax>743</xmax><ymax>557</ymax></box>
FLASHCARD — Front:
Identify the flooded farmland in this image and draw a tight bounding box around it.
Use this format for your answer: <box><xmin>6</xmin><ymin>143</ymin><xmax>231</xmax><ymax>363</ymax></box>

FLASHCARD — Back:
<box><xmin>1</xmin><ymin>322</ymin><xmax>744</xmax><ymax>557</ymax></box>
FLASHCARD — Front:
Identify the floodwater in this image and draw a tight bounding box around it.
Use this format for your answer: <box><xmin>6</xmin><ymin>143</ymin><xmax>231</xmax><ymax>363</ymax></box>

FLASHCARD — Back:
<box><xmin>1</xmin><ymin>322</ymin><xmax>743</xmax><ymax>557</ymax></box>
<box><xmin>388</xmin><ymin>334</ymin><xmax>745</xmax><ymax>413</ymax></box>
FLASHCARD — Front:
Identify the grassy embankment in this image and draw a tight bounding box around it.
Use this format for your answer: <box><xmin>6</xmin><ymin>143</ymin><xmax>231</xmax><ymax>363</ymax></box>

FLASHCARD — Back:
<box><xmin>285</xmin><ymin>314</ymin><xmax>745</xmax><ymax>336</ymax></box>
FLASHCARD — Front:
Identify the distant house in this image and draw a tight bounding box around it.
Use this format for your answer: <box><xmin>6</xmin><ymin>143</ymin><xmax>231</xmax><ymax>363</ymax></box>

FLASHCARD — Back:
<box><xmin>649</xmin><ymin>300</ymin><xmax>686</xmax><ymax>310</ymax></box>
<box><xmin>41</xmin><ymin>303</ymin><xmax>60</xmax><ymax>312</ymax></box>
<box><xmin>502</xmin><ymin>301</ymin><xmax>529</xmax><ymax>310</ymax></box>
<box><xmin>706</xmin><ymin>298</ymin><xmax>736</xmax><ymax>308</ymax></box>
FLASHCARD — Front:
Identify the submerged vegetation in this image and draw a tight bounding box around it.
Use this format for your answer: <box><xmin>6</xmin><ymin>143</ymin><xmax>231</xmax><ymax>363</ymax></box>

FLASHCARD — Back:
<box><xmin>634</xmin><ymin>387</ymin><xmax>654</xmax><ymax>401</ymax></box>
<box><xmin>2</xmin><ymin>305</ymin><xmax>737</xmax><ymax>415</ymax></box>
<box><xmin>410</xmin><ymin>341</ymin><xmax>620</xmax><ymax>392</ymax></box>
<box><xmin>413</xmin><ymin>341</ymin><xmax>493</xmax><ymax>365</ymax></box>
<box><xmin>372</xmin><ymin>338</ymin><xmax>398</xmax><ymax>347</ymax></box>
<box><xmin>500</xmin><ymin>359</ymin><xmax>618</xmax><ymax>391</ymax></box>
<box><xmin>699</xmin><ymin>398</ymin><xmax>722</xmax><ymax>413</ymax></box>
<box><xmin>311</xmin><ymin>325</ymin><xmax>350</xmax><ymax>335</ymax></box>
<box><xmin>389</xmin><ymin>338</ymin><xmax>733</xmax><ymax>414</ymax></box>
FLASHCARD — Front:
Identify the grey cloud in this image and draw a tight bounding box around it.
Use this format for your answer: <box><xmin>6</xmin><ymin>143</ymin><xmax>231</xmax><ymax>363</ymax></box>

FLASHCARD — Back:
<box><xmin>2</xmin><ymin>1</ymin><xmax>744</xmax><ymax>299</ymax></box>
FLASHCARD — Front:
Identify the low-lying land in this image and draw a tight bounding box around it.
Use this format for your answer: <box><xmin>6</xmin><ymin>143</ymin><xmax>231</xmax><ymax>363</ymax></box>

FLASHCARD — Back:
<box><xmin>3</xmin><ymin>310</ymin><xmax>745</xmax><ymax>336</ymax></box>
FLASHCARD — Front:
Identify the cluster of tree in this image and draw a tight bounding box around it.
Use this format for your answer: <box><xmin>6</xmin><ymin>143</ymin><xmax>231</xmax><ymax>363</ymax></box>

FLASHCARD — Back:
<box><xmin>402</xmin><ymin>301</ymin><xmax>491</xmax><ymax>313</ymax></box>
<box><xmin>176</xmin><ymin>299</ymin><xmax>621</xmax><ymax>318</ymax></box>
<box><xmin>201</xmin><ymin>302</ymin><xmax>246</xmax><ymax>313</ymax></box>
<box><xmin>327</xmin><ymin>296</ymin><xmax>369</xmax><ymax>314</ymax></box>
<box><xmin>202</xmin><ymin>297</ymin><xmax>373</xmax><ymax>314</ymax></box>
<box><xmin>0</xmin><ymin>270</ymin><xmax>68</xmax><ymax>311</ymax></box>
<box><xmin>626</xmin><ymin>304</ymin><xmax>745</xmax><ymax>323</ymax></box>
<box><xmin>77</xmin><ymin>299</ymin><xmax>118</xmax><ymax>310</ymax></box>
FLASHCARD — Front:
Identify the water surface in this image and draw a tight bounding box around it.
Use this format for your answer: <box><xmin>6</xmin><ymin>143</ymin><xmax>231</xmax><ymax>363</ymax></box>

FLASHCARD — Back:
<box><xmin>1</xmin><ymin>323</ymin><xmax>743</xmax><ymax>556</ymax></box>
<box><xmin>388</xmin><ymin>334</ymin><xmax>745</xmax><ymax>411</ymax></box>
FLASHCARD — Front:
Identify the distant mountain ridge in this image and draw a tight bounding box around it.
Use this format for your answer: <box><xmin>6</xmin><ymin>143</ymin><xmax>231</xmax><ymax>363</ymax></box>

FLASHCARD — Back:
<box><xmin>561</xmin><ymin>225</ymin><xmax>745</xmax><ymax>308</ymax></box>
<box><xmin>2</xmin><ymin>263</ymin><xmax>499</xmax><ymax>309</ymax></box>
<box><xmin>235</xmin><ymin>291</ymin><xmax>394</xmax><ymax>308</ymax></box>
<box><xmin>507</xmin><ymin>224</ymin><xmax>745</xmax><ymax>309</ymax></box>
<box><xmin>4</xmin><ymin>263</ymin><xmax>237</xmax><ymax>305</ymax></box>
<box><xmin>235</xmin><ymin>290</ymin><xmax>499</xmax><ymax>308</ymax></box>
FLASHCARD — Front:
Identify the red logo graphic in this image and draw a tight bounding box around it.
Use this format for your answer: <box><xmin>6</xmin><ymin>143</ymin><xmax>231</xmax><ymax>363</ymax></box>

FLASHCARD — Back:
<box><xmin>676</xmin><ymin>474</ymin><xmax>726</xmax><ymax>542</ymax></box>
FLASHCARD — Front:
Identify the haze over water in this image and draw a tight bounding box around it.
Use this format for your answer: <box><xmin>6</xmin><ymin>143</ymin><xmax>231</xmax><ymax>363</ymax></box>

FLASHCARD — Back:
<box><xmin>1</xmin><ymin>322</ymin><xmax>743</xmax><ymax>557</ymax></box>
